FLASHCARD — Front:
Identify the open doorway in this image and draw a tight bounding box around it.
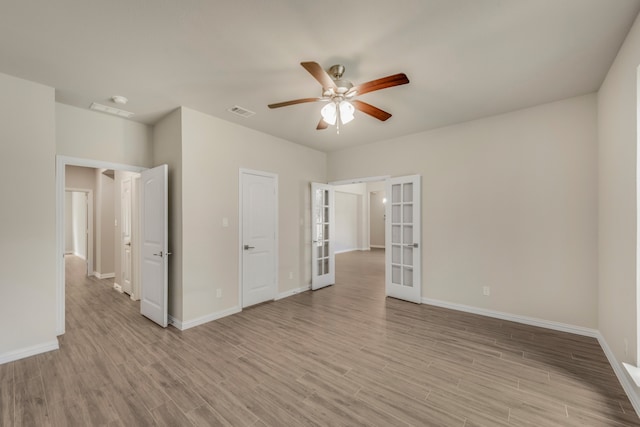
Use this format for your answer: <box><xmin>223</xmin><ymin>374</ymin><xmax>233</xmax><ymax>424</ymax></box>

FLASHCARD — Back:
<box><xmin>56</xmin><ymin>156</ymin><xmax>146</xmax><ymax>336</ymax></box>
<box><xmin>63</xmin><ymin>164</ymin><xmax>141</xmax><ymax>301</ymax></box>
<box><xmin>331</xmin><ymin>178</ymin><xmax>388</xmax><ymax>297</ymax></box>
<box><xmin>319</xmin><ymin>174</ymin><xmax>422</xmax><ymax>304</ymax></box>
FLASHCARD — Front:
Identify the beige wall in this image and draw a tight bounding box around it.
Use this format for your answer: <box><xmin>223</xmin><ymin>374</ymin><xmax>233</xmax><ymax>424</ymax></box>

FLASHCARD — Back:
<box><xmin>66</xmin><ymin>165</ymin><xmax>97</xmax><ymax>263</ymax></box>
<box><xmin>369</xmin><ymin>191</ymin><xmax>386</xmax><ymax>247</ymax></box>
<box><xmin>153</xmin><ymin>109</ymin><xmax>183</xmax><ymax>320</ymax></box>
<box><xmin>56</xmin><ymin>103</ymin><xmax>153</xmax><ymax>167</ymax></box>
<box><xmin>335</xmin><ymin>191</ymin><xmax>361</xmax><ymax>253</ymax></box>
<box><xmin>598</xmin><ymin>12</ymin><xmax>640</xmax><ymax>380</ymax></box>
<box><xmin>329</xmin><ymin>94</ymin><xmax>598</xmax><ymax>328</ymax></box>
<box><xmin>0</xmin><ymin>73</ymin><xmax>56</xmax><ymax>356</ymax></box>
<box><xmin>95</xmin><ymin>170</ymin><xmax>115</xmax><ymax>276</ymax></box>
<box><xmin>180</xmin><ymin>107</ymin><xmax>326</xmax><ymax>322</ymax></box>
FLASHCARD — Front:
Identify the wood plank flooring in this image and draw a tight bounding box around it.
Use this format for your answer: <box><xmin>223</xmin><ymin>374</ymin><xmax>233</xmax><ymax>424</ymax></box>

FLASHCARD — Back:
<box><xmin>1</xmin><ymin>250</ymin><xmax>638</xmax><ymax>426</ymax></box>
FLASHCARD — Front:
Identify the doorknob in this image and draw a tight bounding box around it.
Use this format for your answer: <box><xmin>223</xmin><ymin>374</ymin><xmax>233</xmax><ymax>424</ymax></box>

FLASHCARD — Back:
<box><xmin>125</xmin><ymin>242</ymin><xmax>131</xmax><ymax>247</ymax></box>
<box><xmin>153</xmin><ymin>251</ymin><xmax>172</xmax><ymax>257</ymax></box>
<box><xmin>244</xmin><ymin>245</ymin><xmax>255</xmax><ymax>250</ymax></box>
<box><xmin>404</xmin><ymin>243</ymin><xmax>419</xmax><ymax>248</ymax></box>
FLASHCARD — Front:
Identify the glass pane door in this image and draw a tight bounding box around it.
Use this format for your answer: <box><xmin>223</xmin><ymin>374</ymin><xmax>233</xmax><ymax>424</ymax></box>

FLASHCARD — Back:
<box><xmin>386</xmin><ymin>175</ymin><xmax>421</xmax><ymax>303</ymax></box>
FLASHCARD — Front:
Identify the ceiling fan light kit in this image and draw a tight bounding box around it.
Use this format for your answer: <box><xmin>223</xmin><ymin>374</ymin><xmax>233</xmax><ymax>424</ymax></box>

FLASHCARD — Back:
<box><xmin>268</xmin><ymin>61</ymin><xmax>409</xmax><ymax>133</ymax></box>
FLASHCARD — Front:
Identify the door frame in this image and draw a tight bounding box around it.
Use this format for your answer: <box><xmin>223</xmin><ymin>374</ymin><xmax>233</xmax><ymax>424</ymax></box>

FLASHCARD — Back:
<box><xmin>64</xmin><ymin>188</ymin><xmax>94</xmax><ymax>275</ymax></box>
<box><xmin>238</xmin><ymin>168</ymin><xmax>279</xmax><ymax>308</ymax></box>
<box><xmin>56</xmin><ymin>155</ymin><xmax>146</xmax><ymax>336</ymax></box>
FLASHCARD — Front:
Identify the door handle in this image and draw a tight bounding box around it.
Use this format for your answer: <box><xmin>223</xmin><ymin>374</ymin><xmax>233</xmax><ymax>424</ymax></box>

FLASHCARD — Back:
<box><xmin>125</xmin><ymin>242</ymin><xmax>131</xmax><ymax>247</ymax></box>
<box><xmin>153</xmin><ymin>251</ymin><xmax>172</xmax><ymax>257</ymax></box>
<box><xmin>244</xmin><ymin>245</ymin><xmax>255</xmax><ymax>250</ymax></box>
<box><xmin>404</xmin><ymin>243</ymin><xmax>419</xmax><ymax>248</ymax></box>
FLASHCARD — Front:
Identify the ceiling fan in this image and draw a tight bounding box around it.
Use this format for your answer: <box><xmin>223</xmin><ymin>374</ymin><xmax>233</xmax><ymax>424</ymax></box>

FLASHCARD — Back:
<box><xmin>268</xmin><ymin>62</ymin><xmax>409</xmax><ymax>131</ymax></box>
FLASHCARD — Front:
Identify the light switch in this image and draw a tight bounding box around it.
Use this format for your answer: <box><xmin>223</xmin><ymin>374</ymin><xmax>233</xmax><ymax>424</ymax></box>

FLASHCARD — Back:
<box><xmin>222</xmin><ymin>217</ymin><xmax>229</xmax><ymax>227</ymax></box>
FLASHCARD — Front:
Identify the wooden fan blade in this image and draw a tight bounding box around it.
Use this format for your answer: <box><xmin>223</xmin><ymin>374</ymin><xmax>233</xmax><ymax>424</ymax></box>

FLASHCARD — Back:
<box><xmin>316</xmin><ymin>118</ymin><xmax>329</xmax><ymax>130</ymax></box>
<box><xmin>301</xmin><ymin>62</ymin><xmax>338</xmax><ymax>90</ymax></box>
<box><xmin>348</xmin><ymin>73</ymin><xmax>409</xmax><ymax>96</ymax></box>
<box><xmin>352</xmin><ymin>100</ymin><xmax>392</xmax><ymax>121</ymax></box>
<box><xmin>268</xmin><ymin>98</ymin><xmax>324</xmax><ymax>109</ymax></box>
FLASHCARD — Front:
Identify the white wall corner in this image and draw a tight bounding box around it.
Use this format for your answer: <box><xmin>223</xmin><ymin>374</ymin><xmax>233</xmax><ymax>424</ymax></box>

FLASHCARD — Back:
<box><xmin>0</xmin><ymin>340</ymin><xmax>59</xmax><ymax>365</ymax></box>
<box><xmin>276</xmin><ymin>285</ymin><xmax>311</xmax><ymax>301</ymax></box>
<box><xmin>177</xmin><ymin>306</ymin><xmax>242</xmax><ymax>331</ymax></box>
<box><xmin>168</xmin><ymin>315</ymin><xmax>184</xmax><ymax>331</ymax></box>
<box><xmin>94</xmin><ymin>272</ymin><xmax>115</xmax><ymax>279</ymax></box>
<box><xmin>598</xmin><ymin>336</ymin><xmax>640</xmax><ymax>416</ymax></box>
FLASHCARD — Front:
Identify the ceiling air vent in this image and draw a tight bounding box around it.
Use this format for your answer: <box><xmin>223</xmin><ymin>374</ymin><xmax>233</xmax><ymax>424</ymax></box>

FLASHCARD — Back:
<box><xmin>90</xmin><ymin>102</ymin><xmax>134</xmax><ymax>118</ymax></box>
<box><xmin>227</xmin><ymin>105</ymin><xmax>255</xmax><ymax>118</ymax></box>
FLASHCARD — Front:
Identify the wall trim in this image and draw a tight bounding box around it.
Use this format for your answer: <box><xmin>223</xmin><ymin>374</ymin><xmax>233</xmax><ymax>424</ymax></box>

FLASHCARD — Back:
<box><xmin>0</xmin><ymin>339</ymin><xmax>59</xmax><ymax>365</ymax></box>
<box><xmin>113</xmin><ymin>283</ymin><xmax>123</xmax><ymax>293</ymax></box>
<box><xmin>276</xmin><ymin>285</ymin><xmax>311</xmax><ymax>300</ymax></box>
<box><xmin>370</xmin><ymin>245</ymin><xmax>385</xmax><ymax>249</ymax></box>
<box><xmin>169</xmin><ymin>306</ymin><xmax>242</xmax><ymax>331</ymax></box>
<box><xmin>94</xmin><ymin>272</ymin><xmax>115</xmax><ymax>279</ymax></box>
<box><xmin>335</xmin><ymin>248</ymin><xmax>358</xmax><ymax>254</ymax></box>
<box><xmin>422</xmin><ymin>297</ymin><xmax>599</xmax><ymax>337</ymax></box>
<box><xmin>597</xmin><ymin>334</ymin><xmax>640</xmax><ymax>416</ymax></box>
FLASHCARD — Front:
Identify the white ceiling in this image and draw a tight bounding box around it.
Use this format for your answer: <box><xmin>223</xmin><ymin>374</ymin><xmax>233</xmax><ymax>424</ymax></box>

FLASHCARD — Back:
<box><xmin>1</xmin><ymin>1</ymin><xmax>638</xmax><ymax>152</ymax></box>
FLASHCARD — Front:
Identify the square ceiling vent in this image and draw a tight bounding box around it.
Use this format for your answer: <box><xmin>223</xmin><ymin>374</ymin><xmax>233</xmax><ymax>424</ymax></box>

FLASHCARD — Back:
<box><xmin>227</xmin><ymin>105</ymin><xmax>255</xmax><ymax>118</ymax></box>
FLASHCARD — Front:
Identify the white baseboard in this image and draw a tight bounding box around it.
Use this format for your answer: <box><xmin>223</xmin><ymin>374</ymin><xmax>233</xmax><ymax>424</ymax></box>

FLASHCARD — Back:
<box><xmin>597</xmin><ymin>334</ymin><xmax>640</xmax><ymax>416</ymax></box>
<box><xmin>276</xmin><ymin>285</ymin><xmax>311</xmax><ymax>300</ymax></box>
<box><xmin>422</xmin><ymin>297</ymin><xmax>640</xmax><ymax>417</ymax></box>
<box><xmin>335</xmin><ymin>248</ymin><xmax>358</xmax><ymax>254</ymax></box>
<box><xmin>0</xmin><ymin>339</ymin><xmax>59</xmax><ymax>365</ymax></box>
<box><xmin>169</xmin><ymin>306</ymin><xmax>242</xmax><ymax>331</ymax></box>
<box><xmin>94</xmin><ymin>272</ymin><xmax>115</xmax><ymax>279</ymax></box>
<box><xmin>113</xmin><ymin>283</ymin><xmax>123</xmax><ymax>293</ymax></box>
<box><xmin>422</xmin><ymin>297</ymin><xmax>599</xmax><ymax>338</ymax></box>
<box><xmin>370</xmin><ymin>245</ymin><xmax>385</xmax><ymax>249</ymax></box>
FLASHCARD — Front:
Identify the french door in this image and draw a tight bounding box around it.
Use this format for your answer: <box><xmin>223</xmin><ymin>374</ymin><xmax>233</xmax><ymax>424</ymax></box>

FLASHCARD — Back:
<box><xmin>311</xmin><ymin>183</ymin><xmax>335</xmax><ymax>290</ymax></box>
<box><xmin>385</xmin><ymin>175</ymin><xmax>421</xmax><ymax>303</ymax></box>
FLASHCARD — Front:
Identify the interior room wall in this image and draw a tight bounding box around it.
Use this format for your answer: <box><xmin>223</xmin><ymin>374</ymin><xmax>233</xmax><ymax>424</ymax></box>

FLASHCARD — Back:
<box><xmin>178</xmin><ymin>107</ymin><xmax>326</xmax><ymax>324</ymax></box>
<box><xmin>56</xmin><ymin>103</ymin><xmax>153</xmax><ymax>167</ymax></box>
<box><xmin>369</xmin><ymin>191</ymin><xmax>386</xmax><ymax>248</ymax></box>
<box><xmin>152</xmin><ymin>108</ymin><xmax>183</xmax><ymax>321</ymax></box>
<box><xmin>334</xmin><ymin>183</ymin><xmax>368</xmax><ymax>250</ymax></box>
<box><xmin>95</xmin><ymin>170</ymin><xmax>115</xmax><ymax>276</ymax></box>
<box><xmin>66</xmin><ymin>165</ymin><xmax>97</xmax><ymax>264</ymax></box>
<box><xmin>71</xmin><ymin>192</ymin><xmax>87</xmax><ymax>259</ymax></box>
<box><xmin>328</xmin><ymin>93</ymin><xmax>598</xmax><ymax>329</ymax></box>
<box><xmin>335</xmin><ymin>191</ymin><xmax>360</xmax><ymax>253</ymax></box>
<box><xmin>65</xmin><ymin>193</ymin><xmax>73</xmax><ymax>253</ymax></box>
<box><xmin>597</xmin><ymin>12</ymin><xmax>640</xmax><ymax>386</ymax></box>
<box><xmin>0</xmin><ymin>72</ymin><xmax>56</xmax><ymax>358</ymax></box>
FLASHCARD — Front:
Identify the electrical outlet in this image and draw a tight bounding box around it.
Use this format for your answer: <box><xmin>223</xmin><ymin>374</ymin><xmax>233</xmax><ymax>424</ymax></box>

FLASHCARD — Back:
<box><xmin>216</xmin><ymin>289</ymin><xmax>222</xmax><ymax>298</ymax></box>
<box><xmin>482</xmin><ymin>286</ymin><xmax>490</xmax><ymax>296</ymax></box>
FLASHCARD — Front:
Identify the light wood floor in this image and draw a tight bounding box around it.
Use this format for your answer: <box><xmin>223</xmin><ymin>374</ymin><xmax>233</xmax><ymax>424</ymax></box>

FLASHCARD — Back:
<box><xmin>1</xmin><ymin>250</ymin><xmax>638</xmax><ymax>426</ymax></box>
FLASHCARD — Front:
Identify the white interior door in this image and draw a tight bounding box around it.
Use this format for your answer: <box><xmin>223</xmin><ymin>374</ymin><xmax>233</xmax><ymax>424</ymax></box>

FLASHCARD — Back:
<box><xmin>386</xmin><ymin>175</ymin><xmax>421</xmax><ymax>303</ymax></box>
<box><xmin>121</xmin><ymin>177</ymin><xmax>133</xmax><ymax>295</ymax></box>
<box><xmin>140</xmin><ymin>164</ymin><xmax>168</xmax><ymax>327</ymax></box>
<box><xmin>311</xmin><ymin>183</ymin><xmax>335</xmax><ymax>290</ymax></box>
<box><xmin>241</xmin><ymin>170</ymin><xmax>278</xmax><ymax>308</ymax></box>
